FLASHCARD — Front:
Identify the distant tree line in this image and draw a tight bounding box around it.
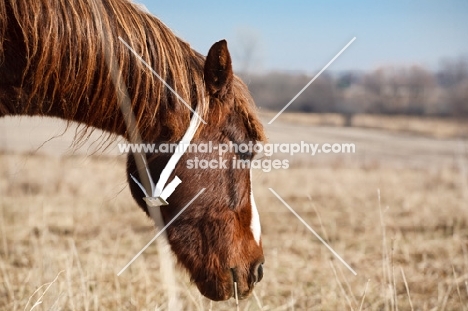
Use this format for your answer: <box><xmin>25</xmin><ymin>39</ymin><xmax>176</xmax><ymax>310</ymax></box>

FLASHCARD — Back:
<box><xmin>241</xmin><ymin>56</ymin><xmax>468</xmax><ymax>118</ymax></box>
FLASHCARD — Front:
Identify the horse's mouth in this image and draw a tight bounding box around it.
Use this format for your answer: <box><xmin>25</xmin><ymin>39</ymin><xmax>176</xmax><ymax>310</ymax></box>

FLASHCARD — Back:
<box><xmin>230</xmin><ymin>267</ymin><xmax>254</xmax><ymax>300</ymax></box>
<box><xmin>193</xmin><ymin>268</ymin><xmax>252</xmax><ymax>301</ymax></box>
<box><xmin>230</xmin><ymin>267</ymin><xmax>238</xmax><ymax>299</ymax></box>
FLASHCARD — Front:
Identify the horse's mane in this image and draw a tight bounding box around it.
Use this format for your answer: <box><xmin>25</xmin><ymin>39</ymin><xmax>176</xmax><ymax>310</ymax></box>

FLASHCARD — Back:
<box><xmin>0</xmin><ymin>0</ymin><xmax>265</xmax><ymax>143</ymax></box>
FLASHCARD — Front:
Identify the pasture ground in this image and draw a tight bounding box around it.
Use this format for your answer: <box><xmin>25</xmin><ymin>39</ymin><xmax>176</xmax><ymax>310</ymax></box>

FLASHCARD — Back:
<box><xmin>0</xmin><ymin>114</ymin><xmax>467</xmax><ymax>310</ymax></box>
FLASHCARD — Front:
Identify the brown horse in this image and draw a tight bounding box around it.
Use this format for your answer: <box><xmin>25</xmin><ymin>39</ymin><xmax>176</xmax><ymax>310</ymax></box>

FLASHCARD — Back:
<box><xmin>0</xmin><ymin>0</ymin><xmax>266</xmax><ymax>301</ymax></box>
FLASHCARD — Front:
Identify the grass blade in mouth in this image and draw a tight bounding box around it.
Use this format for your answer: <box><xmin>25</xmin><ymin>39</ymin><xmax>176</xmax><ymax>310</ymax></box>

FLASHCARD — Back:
<box><xmin>234</xmin><ymin>281</ymin><xmax>239</xmax><ymax>308</ymax></box>
<box><xmin>230</xmin><ymin>268</ymin><xmax>239</xmax><ymax>306</ymax></box>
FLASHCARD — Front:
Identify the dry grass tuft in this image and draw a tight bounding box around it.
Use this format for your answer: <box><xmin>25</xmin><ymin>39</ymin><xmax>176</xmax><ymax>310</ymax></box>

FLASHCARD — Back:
<box><xmin>1</xmin><ymin>114</ymin><xmax>468</xmax><ymax>309</ymax></box>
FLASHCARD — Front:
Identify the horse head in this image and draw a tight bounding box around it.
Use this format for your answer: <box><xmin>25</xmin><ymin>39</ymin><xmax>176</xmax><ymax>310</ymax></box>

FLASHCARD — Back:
<box><xmin>127</xmin><ymin>40</ymin><xmax>266</xmax><ymax>301</ymax></box>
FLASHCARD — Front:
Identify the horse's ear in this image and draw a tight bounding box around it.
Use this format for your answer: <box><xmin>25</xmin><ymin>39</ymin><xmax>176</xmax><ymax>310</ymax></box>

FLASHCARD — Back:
<box><xmin>204</xmin><ymin>39</ymin><xmax>233</xmax><ymax>98</ymax></box>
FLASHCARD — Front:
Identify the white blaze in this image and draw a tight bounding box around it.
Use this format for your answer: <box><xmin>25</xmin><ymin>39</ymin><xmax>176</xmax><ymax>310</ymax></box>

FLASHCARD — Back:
<box><xmin>249</xmin><ymin>169</ymin><xmax>261</xmax><ymax>245</ymax></box>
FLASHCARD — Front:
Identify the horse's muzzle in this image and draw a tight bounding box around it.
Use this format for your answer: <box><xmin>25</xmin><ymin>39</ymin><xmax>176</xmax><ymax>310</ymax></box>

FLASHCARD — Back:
<box><xmin>194</xmin><ymin>257</ymin><xmax>264</xmax><ymax>301</ymax></box>
<box><xmin>230</xmin><ymin>258</ymin><xmax>265</xmax><ymax>300</ymax></box>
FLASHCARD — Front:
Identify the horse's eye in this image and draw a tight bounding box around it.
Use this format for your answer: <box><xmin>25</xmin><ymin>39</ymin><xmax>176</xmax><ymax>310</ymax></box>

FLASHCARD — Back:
<box><xmin>238</xmin><ymin>151</ymin><xmax>253</xmax><ymax>161</ymax></box>
<box><xmin>252</xmin><ymin>151</ymin><xmax>264</xmax><ymax>160</ymax></box>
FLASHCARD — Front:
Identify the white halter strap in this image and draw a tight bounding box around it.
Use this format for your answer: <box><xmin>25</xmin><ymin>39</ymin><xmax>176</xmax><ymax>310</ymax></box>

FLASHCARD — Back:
<box><xmin>131</xmin><ymin>103</ymin><xmax>204</xmax><ymax>207</ymax></box>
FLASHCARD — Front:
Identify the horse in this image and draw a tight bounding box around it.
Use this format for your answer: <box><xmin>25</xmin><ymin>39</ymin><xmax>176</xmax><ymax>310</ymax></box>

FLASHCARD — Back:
<box><xmin>0</xmin><ymin>0</ymin><xmax>266</xmax><ymax>301</ymax></box>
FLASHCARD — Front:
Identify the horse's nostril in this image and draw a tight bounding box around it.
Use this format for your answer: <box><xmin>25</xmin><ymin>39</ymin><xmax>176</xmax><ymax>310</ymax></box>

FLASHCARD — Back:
<box><xmin>251</xmin><ymin>262</ymin><xmax>264</xmax><ymax>284</ymax></box>
<box><xmin>257</xmin><ymin>264</ymin><xmax>264</xmax><ymax>282</ymax></box>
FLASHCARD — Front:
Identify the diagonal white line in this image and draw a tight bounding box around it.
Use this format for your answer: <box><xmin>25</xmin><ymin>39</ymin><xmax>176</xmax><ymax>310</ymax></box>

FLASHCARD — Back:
<box><xmin>118</xmin><ymin>37</ymin><xmax>207</xmax><ymax>124</ymax></box>
<box><xmin>117</xmin><ymin>188</ymin><xmax>206</xmax><ymax>276</ymax></box>
<box><xmin>268</xmin><ymin>188</ymin><xmax>357</xmax><ymax>276</ymax></box>
<box><xmin>268</xmin><ymin>37</ymin><xmax>356</xmax><ymax>124</ymax></box>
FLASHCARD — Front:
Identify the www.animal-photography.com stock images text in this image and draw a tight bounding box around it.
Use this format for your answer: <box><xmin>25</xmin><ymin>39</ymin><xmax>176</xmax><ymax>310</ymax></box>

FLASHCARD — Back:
<box><xmin>1</xmin><ymin>1</ymin><xmax>468</xmax><ymax>310</ymax></box>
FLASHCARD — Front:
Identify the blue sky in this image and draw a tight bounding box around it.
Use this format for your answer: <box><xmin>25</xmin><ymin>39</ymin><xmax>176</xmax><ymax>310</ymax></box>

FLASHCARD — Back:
<box><xmin>138</xmin><ymin>0</ymin><xmax>468</xmax><ymax>73</ymax></box>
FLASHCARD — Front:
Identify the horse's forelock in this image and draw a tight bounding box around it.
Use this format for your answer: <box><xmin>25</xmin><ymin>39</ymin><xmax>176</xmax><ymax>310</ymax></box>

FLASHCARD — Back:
<box><xmin>232</xmin><ymin>77</ymin><xmax>267</xmax><ymax>143</ymax></box>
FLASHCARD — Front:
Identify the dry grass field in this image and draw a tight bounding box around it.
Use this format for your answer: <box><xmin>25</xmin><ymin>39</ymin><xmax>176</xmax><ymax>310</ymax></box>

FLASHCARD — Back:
<box><xmin>261</xmin><ymin>111</ymin><xmax>468</xmax><ymax>139</ymax></box>
<box><xmin>1</xmin><ymin>114</ymin><xmax>468</xmax><ymax>310</ymax></box>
